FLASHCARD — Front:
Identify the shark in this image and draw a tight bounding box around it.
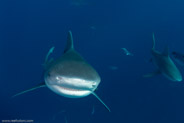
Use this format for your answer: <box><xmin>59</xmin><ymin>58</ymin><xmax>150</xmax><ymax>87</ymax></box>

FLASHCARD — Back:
<box><xmin>13</xmin><ymin>31</ymin><xmax>110</xmax><ymax>112</ymax></box>
<box><xmin>144</xmin><ymin>33</ymin><xmax>182</xmax><ymax>82</ymax></box>
<box><xmin>121</xmin><ymin>48</ymin><xmax>134</xmax><ymax>56</ymax></box>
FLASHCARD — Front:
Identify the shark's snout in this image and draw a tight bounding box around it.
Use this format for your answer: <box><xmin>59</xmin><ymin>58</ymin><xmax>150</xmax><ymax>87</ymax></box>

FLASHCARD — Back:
<box><xmin>164</xmin><ymin>70</ymin><xmax>183</xmax><ymax>82</ymax></box>
<box><xmin>171</xmin><ymin>76</ymin><xmax>182</xmax><ymax>82</ymax></box>
<box><xmin>175</xmin><ymin>75</ymin><xmax>182</xmax><ymax>82</ymax></box>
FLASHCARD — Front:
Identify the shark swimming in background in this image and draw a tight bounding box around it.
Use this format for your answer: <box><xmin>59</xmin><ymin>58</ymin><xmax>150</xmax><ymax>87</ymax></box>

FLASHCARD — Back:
<box><xmin>121</xmin><ymin>48</ymin><xmax>134</xmax><ymax>56</ymax></box>
<box><xmin>144</xmin><ymin>33</ymin><xmax>182</xmax><ymax>82</ymax></box>
<box><xmin>13</xmin><ymin>31</ymin><xmax>110</xmax><ymax>112</ymax></box>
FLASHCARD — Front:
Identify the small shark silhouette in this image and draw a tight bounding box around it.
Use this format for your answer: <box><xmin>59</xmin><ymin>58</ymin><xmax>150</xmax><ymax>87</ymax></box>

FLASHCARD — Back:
<box><xmin>121</xmin><ymin>48</ymin><xmax>134</xmax><ymax>56</ymax></box>
<box><xmin>13</xmin><ymin>31</ymin><xmax>110</xmax><ymax>112</ymax></box>
<box><xmin>144</xmin><ymin>33</ymin><xmax>182</xmax><ymax>82</ymax></box>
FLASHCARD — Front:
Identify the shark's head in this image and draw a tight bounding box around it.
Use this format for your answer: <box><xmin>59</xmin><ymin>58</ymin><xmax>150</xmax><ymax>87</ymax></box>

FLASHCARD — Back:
<box><xmin>163</xmin><ymin>69</ymin><xmax>183</xmax><ymax>82</ymax></box>
<box><xmin>44</xmin><ymin>70</ymin><xmax>100</xmax><ymax>98</ymax></box>
<box><xmin>173</xmin><ymin>74</ymin><xmax>182</xmax><ymax>82</ymax></box>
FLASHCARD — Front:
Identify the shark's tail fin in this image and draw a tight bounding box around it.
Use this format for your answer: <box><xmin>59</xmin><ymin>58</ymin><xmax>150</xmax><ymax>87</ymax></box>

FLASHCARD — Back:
<box><xmin>64</xmin><ymin>31</ymin><xmax>74</xmax><ymax>53</ymax></box>
<box><xmin>152</xmin><ymin>33</ymin><xmax>156</xmax><ymax>50</ymax></box>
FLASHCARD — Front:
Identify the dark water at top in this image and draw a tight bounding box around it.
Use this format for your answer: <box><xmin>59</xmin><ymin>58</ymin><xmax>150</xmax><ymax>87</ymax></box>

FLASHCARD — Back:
<box><xmin>1</xmin><ymin>0</ymin><xmax>184</xmax><ymax>122</ymax></box>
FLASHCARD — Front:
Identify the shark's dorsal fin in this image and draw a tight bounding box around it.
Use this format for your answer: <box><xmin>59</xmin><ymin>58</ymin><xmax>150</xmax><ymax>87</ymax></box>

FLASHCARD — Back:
<box><xmin>162</xmin><ymin>45</ymin><xmax>169</xmax><ymax>56</ymax></box>
<box><xmin>64</xmin><ymin>31</ymin><xmax>74</xmax><ymax>53</ymax></box>
<box><xmin>152</xmin><ymin>33</ymin><xmax>156</xmax><ymax>50</ymax></box>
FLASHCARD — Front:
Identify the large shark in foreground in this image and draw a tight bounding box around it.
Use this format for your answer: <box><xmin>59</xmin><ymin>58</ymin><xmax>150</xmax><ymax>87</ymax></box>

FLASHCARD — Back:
<box><xmin>144</xmin><ymin>33</ymin><xmax>182</xmax><ymax>82</ymax></box>
<box><xmin>13</xmin><ymin>31</ymin><xmax>110</xmax><ymax>112</ymax></box>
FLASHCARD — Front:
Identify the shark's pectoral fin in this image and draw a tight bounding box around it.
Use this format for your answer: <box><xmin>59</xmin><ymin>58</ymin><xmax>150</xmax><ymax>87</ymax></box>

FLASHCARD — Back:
<box><xmin>91</xmin><ymin>92</ymin><xmax>111</xmax><ymax>112</ymax></box>
<box><xmin>12</xmin><ymin>82</ymin><xmax>46</xmax><ymax>98</ymax></box>
<box><xmin>143</xmin><ymin>70</ymin><xmax>161</xmax><ymax>78</ymax></box>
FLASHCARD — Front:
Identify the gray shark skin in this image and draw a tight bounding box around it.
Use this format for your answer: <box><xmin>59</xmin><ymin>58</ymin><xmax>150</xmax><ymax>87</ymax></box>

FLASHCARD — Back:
<box><xmin>144</xmin><ymin>33</ymin><xmax>182</xmax><ymax>82</ymax></box>
<box><xmin>13</xmin><ymin>31</ymin><xmax>110</xmax><ymax>112</ymax></box>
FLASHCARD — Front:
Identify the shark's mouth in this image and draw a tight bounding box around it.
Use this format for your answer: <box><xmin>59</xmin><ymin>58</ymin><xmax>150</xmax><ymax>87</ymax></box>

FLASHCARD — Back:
<box><xmin>57</xmin><ymin>85</ymin><xmax>87</xmax><ymax>91</ymax></box>
<box><xmin>48</xmin><ymin>85</ymin><xmax>92</xmax><ymax>98</ymax></box>
<box><xmin>45</xmin><ymin>75</ymin><xmax>98</xmax><ymax>98</ymax></box>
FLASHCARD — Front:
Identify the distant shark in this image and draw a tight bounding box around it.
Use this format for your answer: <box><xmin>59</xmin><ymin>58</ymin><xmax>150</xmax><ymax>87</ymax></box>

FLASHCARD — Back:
<box><xmin>144</xmin><ymin>33</ymin><xmax>182</xmax><ymax>82</ymax></box>
<box><xmin>13</xmin><ymin>31</ymin><xmax>110</xmax><ymax>112</ymax></box>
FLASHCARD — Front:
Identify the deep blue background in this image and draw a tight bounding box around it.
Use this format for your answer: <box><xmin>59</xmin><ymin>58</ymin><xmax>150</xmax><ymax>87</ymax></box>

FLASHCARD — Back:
<box><xmin>1</xmin><ymin>0</ymin><xmax>184</xmax><ymax>122</ymax></box>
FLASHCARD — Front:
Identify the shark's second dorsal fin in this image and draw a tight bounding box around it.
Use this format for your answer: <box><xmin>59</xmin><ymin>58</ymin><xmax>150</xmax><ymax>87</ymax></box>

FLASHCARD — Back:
<box><xmin>152</xmin><ymin>33</ymin><xmax>156</xmax><ymax>50</ymax></box>
<box><xmin>162</xmin><ymin>46</ymin><xmax>169</xmax><ymax>56</ymax></box>
<box><xmin>64</xmin><ymin>31</ymin><xmax>74</xmax><ymax>53</ymax></box>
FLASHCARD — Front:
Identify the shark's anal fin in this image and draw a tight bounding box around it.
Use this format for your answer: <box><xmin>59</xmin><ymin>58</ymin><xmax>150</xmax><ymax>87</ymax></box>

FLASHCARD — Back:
<box><xmin>143</xmin><ymin>70</ymin><xmax>161</xmax><ymax>78</ymax></box>
<box><xmin>12</xmin><ymin>82</ymin><xmax>46</xmax><ymax>98</ymax></box>
<box><xmin>91</xmin><ymin>92</ymin><xmax>111</xmax><ymax>112</ymax></box>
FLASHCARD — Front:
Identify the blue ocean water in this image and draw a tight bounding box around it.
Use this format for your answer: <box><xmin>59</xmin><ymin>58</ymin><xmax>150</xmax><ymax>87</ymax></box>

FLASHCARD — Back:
<box><xmin>1</xmin><ymin>0</ymin><xmax>184</xmax><ymax>122</ymax></box>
